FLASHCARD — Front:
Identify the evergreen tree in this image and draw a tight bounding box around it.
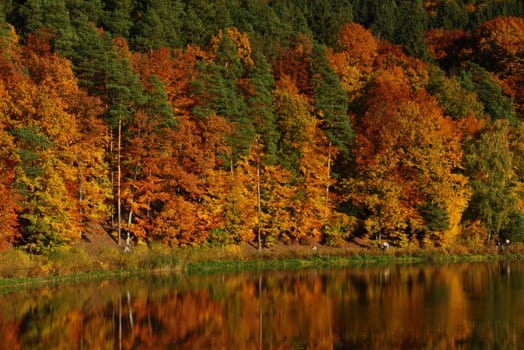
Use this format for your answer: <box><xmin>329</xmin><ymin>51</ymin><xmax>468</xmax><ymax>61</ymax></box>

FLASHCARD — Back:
<box><xmin>310</xmin><ymin>43</ymin><xmax>353</xmax><ymax>176</ymax></box>
<box><xmin>300</xmin><ymin>0</ymin><xmax>353</xmax><ymax>47</ymax></box>
<box><xmin>193</xmin><ymin>30</ymin><xmax>254</xmax><ymax>166</ymax></box>
<box><xmin>143</xmin><ymin>74</ymin><xmax>176</xmax><ymax>129</ymax></box>
<box><xmin>229</xmin><ymin>0</ymin><xmax>286</xmax><ymax>59</ymax></box>
<box><xmin>248</xmin><ymin>52</ymin><xmax>279</xmax><ymax>164</ymax></box>
<box><xmin>130</xmin><ymin>0</ymin><xmax>184</xmax><ymax>51</ymax></box>
<box><xmin>392</xmin><ymin>0</ymin><xmax>429</xmax><ymax>59</ymax></box>
<box><xmin>69</xmin><ymin>20</ymin><xmax>109</xmax><ymax>95</ymax></box>
<box><xmin>101</xmin><ymin>0</ymin><xmax>133</xmax><ymax>38</ymax></box>
<box><xmin>270</xmin><ymin>0</ymin><xmax>311</xmax><ymax>46</ymax></box>
<box><xmin>459</xmin><ymin>63</ymin><xmax>517</xmax><ymax>125</ymax></box>
<box><xmin>432</xmin><ymin>0</ymin><xmax>468</xmax><ymax>30</ymax></box>
<box><xmin>369</xmin><ymin>0</ymin><xmax>397</xmax><ymax>40</ymax></box>
<box><xmin>104</xmin><ymin>43</ymin><xmax>145</xmax><ymax>128</ymax></box>
<box><xmin>13</xmin><ymin>0</ymin><xmax>76</xmax><ymax>56</ymax></box>
<box><xmin>181</xmin><ymin>0</ymin><xmax>231</xmax><ymax>46</ymax></box>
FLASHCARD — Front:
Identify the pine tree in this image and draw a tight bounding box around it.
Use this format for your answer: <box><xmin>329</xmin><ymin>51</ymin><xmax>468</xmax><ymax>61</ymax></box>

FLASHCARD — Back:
<box><xmin>101</xmin><ymin>0</ymin><xmax>133</xmax><ymax>38</ymax></box>
<box><xmin>392</xmin><ymin>0</ymin><xmax>429</xmax><ymax>59</ymax></box>
<box><xmin>14</xmin><ymin>0</ymin><xmax>76</xmax><ymax>56</ymax></box>
<box><xmin>247</xmin><ymin>52</ymin><xmax>279</xmax><ymax>164</ymax></box>
<box><xmin>310</xmin><ymin>43</ymin><xmax>353</xmax><ymax>176</ymax></box>
<box><xmin>193</xmin><ymin>30</ymin><xmax>254</xmax><ymax>166</ymax></box>
<box><xmin>459</xmin><ymin>63</ymin><xmax>517</xmax><ymax>125</ymax></box>
<box><xmin>130</xmin><ymin>0</ymin><xmax>184</xmax><ymax>52</ymax></box>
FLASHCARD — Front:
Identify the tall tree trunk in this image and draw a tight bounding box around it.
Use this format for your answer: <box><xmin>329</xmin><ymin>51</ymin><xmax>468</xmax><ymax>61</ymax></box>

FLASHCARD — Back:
<box><xmin>257</xmin><ymin>153</ymin><xmax>262</xmax><ymax>251</ymax></box>
<box><xmin>117</xmin><ymin>118</ymin><xmax>122</xmax><ymax>246</ymax></box>
<box><xmin>325</xmin><ymin>144</ymin><xmax>331</xmax><ymax>217</ymax></box>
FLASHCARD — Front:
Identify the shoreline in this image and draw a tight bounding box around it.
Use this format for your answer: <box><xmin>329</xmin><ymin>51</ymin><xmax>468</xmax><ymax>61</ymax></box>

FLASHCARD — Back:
<box><xmin>1</xmin><ymin>242</ymin><xmax>523</xmax><ymax>291</ymax></box>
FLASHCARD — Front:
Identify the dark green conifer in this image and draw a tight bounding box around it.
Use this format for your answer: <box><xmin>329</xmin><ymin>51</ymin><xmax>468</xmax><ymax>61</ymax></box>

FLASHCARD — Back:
<box><xmin>310</xmin><ymin>43</ymin><xmax>353</xmax><ymax>176</ymax></box>
<box><xmin>248</xmin><ymin>52</ymin><xmax>279</xmax><ymax>163</ymax></box>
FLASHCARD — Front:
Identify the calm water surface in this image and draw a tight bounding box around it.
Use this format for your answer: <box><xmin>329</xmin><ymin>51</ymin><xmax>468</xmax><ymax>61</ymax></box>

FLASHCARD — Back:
<box><xmin>1</xmin><ymin>261</ymin><xmax>524</xmax><ymax>349</ymax></box>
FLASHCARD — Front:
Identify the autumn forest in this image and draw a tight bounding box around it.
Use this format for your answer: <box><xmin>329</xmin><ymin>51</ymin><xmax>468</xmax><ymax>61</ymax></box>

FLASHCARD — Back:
<box><xmin>0</xmin><ymin>0</ymin><xmax>523</xmax><ymax>253</ymax></box>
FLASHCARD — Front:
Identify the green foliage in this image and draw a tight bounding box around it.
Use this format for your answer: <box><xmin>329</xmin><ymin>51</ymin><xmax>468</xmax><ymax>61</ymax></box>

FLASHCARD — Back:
<box><xmin>182</xmin><ymin>0</ymin><xmax>231</xmax><ymax>47</ymax></box>
<box><xmin>14</xmin><ymin>0</ymin><xmax>76</xmax><ymax>56</ymax></box>
<box><xmin>248</xmin><ymin>52</ymin><xmax>279</xmax><ymax>163</ymax></box>
<box><xmin>431</xmin><ymin>0</ymin><xmax>469</xmax><ymax>30</ymax></box>
<box><xmin>419</xmin><ymin>202</ymin><xmax>450</xmax><ymax>232</ymax></box>
<box><xmin>207</xmin><ymin>228</ymin><xmax>236</xmax><ymax>247</ymax></box>
<box><xmin>142</xmin><ymin>74</ymin><xmax>175</xmax><ymax>129</ymax></box>
<box><xmin>193</xmin><ymin>31</ymin><xmax>255</xmax><ymax>165</ymax></box>
<box><xmin>463</xmin><ymin>119</ymin><xmax>517</xmax><ymax>238</ymax></box>
<box><xmin>392</xmin><ymin>1</ymin><xmax>429</xmax><ymax>59</ymax></box>
<box><xmin>310</xmin><ymin>43</ymin><xmax>353</xmax><ymax>172</ymax></box>
<box><xmin>427</xmin><ymin>66</ymin><xmax>484</xmax><ymax>119</ymax></box>
<box><xmin>100</xmin><ymin>0</ymin><xmax>133</xmax><ymax>38</ymax></box>
<box><xmin>69</xmin><ymin>20</ymin><xmax>109</xmax><ymax>94</ymax></box>
<box><xmin>104</xmin><ymin>45</ymin><xmax>145</xmax><ymax>128</ymax></box>
<box><xmin>130</xmin><ymin>0</ymin><xmax>184</xmax><ymax>51</ymax></box>
<box><xmin>459</xmin><ymin>63</ymin><xmax>517</xmax><ymax>124</ymax></box>
<box><xmin>500</xmin><ymin>211</ymin><xmax>524</xmax><ymax>242</ymax></box>
<box><xmin>299</xmin><ymin>0</ymin><xmax>354</xmax><ymax>47</ymax></box>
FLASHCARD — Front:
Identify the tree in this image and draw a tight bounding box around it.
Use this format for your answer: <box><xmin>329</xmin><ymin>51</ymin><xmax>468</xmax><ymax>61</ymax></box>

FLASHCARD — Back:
<box><xmin>463</xmin><ymin>119</ymin><xmax>520</xmax><ymax>243</ymax></box>
<box><xmin>273</xmin><ymin>76</ymin><xmax>334</xmax><ymax>242</ymax></box>
<box><xmin>328</xmin><ymin>23</ymin><xmax>378</xmax><ymax>106</ymax></box>
<box><xmin>0</xmin><ymin>79</ymin><xmax>21</xmax><ymax>249</ymax></box>
<box><xmin>247</xmin><ymin>52</ymin><xmax>279</xmax><ymax>164</ymax></box>
<box><xmin>103</xmin><ymin>37</ymin><xmax>146</xmax><ymax>246</ymax></box>
<box><xmin>345</xmin><ymin>68</ymin><xmax>469</xmax><ymax>247</ymax></box>
<box><xmin>392</xmin><ymin>0</ymin><xmax>429</xmax><ymax>59</ymax></box>
<box><xmin>473</xmin><ymin>16</ymin><xmax>524</xmax><ymax>116</ymax></box>
<box><xmin>101</xmin><ymin>0</ymin><xmax>133</xmax><ymax>38</ymax></box>
<box><xmin>130</xmin><ymin>0</ymin><xmax>184</xmax><ymax>52</ymax></box>
<box><xmin>300</xmin><ymin>0</ymin><xmax>353</xmax><ymax>47</ymax></box>
<box><xmin>426</xmin><ymin>66</ymin><xmax>484</xmax><ymax>120</ymax></box>
<box><xmin>310</xmin><ymin>43</ymin><xmax>353</xmax><ymax>177</ymax></box>
<box><xmin>12</xmin><ymin>0</ymin><xmax>75</xmax><ymax>56</ymax></box>
<box><xmin>7</xmin><ymin>34</ymin><xmax>112</xmax><ymax>252</ymax></box>
<box><xmin>459</xmin><ymin>63</ymin><xmax>517</xmax><ymax>125</ymax></box>
<box><xmin>181</xmin><ymin>0</ymin><xmax>231</xmax><ymax>46</ymax></box>
<box><xmin>193</xmin><ymin>28</ymin><xmax>255</xmax><ymax>167</ymax></box>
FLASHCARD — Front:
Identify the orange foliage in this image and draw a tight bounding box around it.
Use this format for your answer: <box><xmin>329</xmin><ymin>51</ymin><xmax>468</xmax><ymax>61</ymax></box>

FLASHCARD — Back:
<box><xmin>272</xmin><ymin>34</ymin><xmax>313</xmax><ymax>96</ymax></box>
<box><xmin>426</xmin><ymin>28</ymin><xmax>472</xmax><ymax>61</ymax></box>
<box><xmin>475</xmin><ymin>16</ymin><xmax>524</xmax><ymax>63</ymax></box>
<box><xmin>349</xmin><ymin>68</ymin><xmax>469</xmax><ymax>246</ymax></box>
<box><xmin>337</xmin><ymin>23</ymin><xmax>378</xmax><ymax>71</ymax></box>
<box><xmin>474</xmin><ymin>16</ymin><xmax>524</xmax><ymax>116</ymax></box>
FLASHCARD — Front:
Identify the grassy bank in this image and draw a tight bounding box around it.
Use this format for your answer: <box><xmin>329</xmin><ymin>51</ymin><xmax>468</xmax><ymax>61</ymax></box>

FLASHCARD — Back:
<box><xmin>1</xmin><ymin>242</ymin><xmax>524</xmax><ymax>289</ymax></box>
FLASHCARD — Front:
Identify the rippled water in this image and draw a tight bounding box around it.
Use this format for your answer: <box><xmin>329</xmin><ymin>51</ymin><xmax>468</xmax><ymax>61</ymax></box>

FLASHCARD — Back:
<box><xmin>1</xmin><ymin>261</ymin><xmax>523</xmax><ymax>349</ymax></box>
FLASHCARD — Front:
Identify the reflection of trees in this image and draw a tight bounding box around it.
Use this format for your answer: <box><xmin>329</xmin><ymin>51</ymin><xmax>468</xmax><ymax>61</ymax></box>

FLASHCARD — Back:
<box><xmin>2</xmin><ymin>263</ymin><xmax>524</xmax><ymax>348</ymax></box>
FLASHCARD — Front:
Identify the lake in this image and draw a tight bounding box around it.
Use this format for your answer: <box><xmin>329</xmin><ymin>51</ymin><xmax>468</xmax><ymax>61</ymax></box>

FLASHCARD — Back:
<box><xmin>1</xmin><ymin>261</ymin><xmax>523</xmax><ymax>349</ymax></box>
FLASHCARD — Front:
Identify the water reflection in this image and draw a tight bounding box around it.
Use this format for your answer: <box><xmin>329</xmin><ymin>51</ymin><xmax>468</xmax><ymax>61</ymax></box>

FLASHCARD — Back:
<box><xmin>1</xmin><ymin>262</ymin><xmax>524</xmax><ymax>349</ymax></box>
